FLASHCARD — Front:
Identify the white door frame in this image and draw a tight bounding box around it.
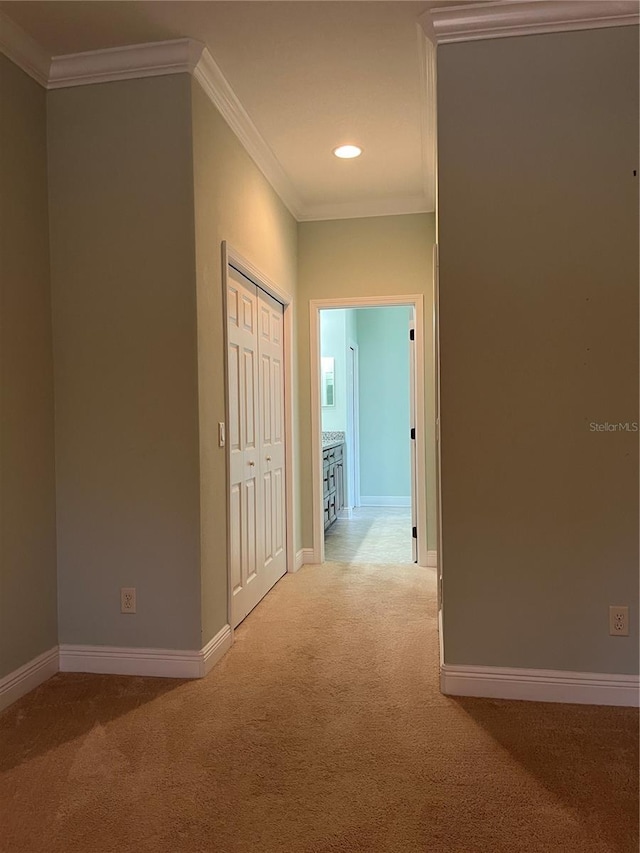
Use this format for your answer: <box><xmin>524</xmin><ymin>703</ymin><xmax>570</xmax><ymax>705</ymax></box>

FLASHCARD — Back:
<box><xmin>433</xmin><ymin>243</ymin><xmax>445</xmax><ymax>665</ymax></box>
<box><xmin>222</xmin><ymin>243</ymin><xmax>297</xmax><ymax>633</ymax></box>
<box><xmin>345</xmin><ymin>342</ymin><xmax>360</xmax><ymax>511</ymax></box>
<box><xmin>310</xmin><ymin>295</ymin><xmax>428</xmax><ymax>567</ymax></box>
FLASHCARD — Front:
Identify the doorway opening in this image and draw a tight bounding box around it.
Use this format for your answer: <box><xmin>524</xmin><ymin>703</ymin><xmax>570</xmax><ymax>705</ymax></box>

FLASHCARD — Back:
<box><xmin>310</xmin><ymin>295</ymin><xmax>427</xmax><ymax>567</ymax></box>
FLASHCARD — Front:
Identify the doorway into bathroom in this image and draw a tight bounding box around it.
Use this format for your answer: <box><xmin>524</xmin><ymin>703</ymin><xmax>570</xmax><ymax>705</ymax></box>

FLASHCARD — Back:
<box><xmin>311</xmin><ymin>296</ymin><xmax>427</xmax><ymax>567</ymax></box>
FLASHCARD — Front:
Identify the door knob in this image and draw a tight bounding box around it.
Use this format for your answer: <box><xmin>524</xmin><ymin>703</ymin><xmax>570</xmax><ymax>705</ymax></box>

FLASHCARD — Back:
<box><xmin>249</xmin><ymin>461</ymin><xmax>255</xmax><ymax>467</ymax></box>
<box><xmin>266</xmin><ymin>456</ymin><xmax>272</xmax><ymax>462</ymax></box>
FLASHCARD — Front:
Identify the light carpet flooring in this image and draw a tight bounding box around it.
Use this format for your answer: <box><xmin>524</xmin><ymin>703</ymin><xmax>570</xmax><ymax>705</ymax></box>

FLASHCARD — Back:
<box><xmin>1</xmin><ymin>561</ymin><xmax>638</xmax><ymax>852</ymax></box>
<box><xmin>324</xmin><ymin>506</ymin><xmax>414</xmax><ymax>563</ymax></box>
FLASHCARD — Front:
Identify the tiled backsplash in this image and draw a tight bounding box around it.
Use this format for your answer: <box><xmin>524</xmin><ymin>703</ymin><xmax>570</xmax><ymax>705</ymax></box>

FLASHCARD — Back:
<box><xmin>322</xmin><ymin>431</ymin><xmax>345</xmax><ymax>443</ymax></box>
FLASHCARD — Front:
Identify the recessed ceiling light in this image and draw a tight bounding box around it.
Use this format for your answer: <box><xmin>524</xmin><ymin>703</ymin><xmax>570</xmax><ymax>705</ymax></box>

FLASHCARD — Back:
<box><xmin>333</xmin><ymin>145</ymin><xmax>362</xmax><ymax>159</ymax></box>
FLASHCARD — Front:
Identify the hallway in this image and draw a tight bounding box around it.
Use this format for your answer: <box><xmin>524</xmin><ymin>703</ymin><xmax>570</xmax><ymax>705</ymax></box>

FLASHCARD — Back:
<box><xmin>1</xmin><ymin>560</ymin><xmax>637</xmax><ymax>852</ymax></box>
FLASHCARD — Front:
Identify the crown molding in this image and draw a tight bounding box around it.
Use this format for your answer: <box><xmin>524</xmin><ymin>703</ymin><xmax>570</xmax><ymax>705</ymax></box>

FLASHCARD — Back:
<box><xmin>298</xmin><ymin>194</ymin><xmax>432</xmax><ymax>223</ymax></box>
<box><xmin>421</xmin><ymin>0</ymin><xmax>640</xmax><ymax>45</ymax></box>
<box><xmin>416</xmin><ymin>25</ymin><xmax>436</xmax><ymax>211</ymax></box>
<box><xmin>0</xmin><ymin>10</ymin><xmax>50</xmax><ymax>87</ymax></box>
<box><xmin>0</xmin><ymin>18</ymin><xmax>433</xmax><ymax>222</ymax></box>
<box><xmin>48</xmin><ymin>38</ymin><xmax>204</xmax><ymax>89</ymax></box>
<box><xmin>193</xmin><ymin>47</ymin><xmax>302</xmax><ymax>219</ymax></box>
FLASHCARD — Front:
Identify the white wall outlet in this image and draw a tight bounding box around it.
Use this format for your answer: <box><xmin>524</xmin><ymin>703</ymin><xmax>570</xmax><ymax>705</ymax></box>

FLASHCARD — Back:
<box><xmin>121</xmin><ymin>587</ymin><xmax>136</xmax><ymax>614</ymax></box>
<box><xmin>609</xmin><ymin>605</ymin><xmax>628</xmax><ymax>636</ymax></box>
<box><xmin>218</xmin><ymin>422</ymin><xmax>225</xmax><ymax>447</ymax></box>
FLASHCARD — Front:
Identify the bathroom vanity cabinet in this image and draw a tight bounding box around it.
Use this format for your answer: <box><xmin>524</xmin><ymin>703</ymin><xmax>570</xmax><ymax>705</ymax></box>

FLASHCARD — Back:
<box><xmin>322</xmin><ymin>442</ymin><xmax>344</xmax><ymax>530</ymax></box>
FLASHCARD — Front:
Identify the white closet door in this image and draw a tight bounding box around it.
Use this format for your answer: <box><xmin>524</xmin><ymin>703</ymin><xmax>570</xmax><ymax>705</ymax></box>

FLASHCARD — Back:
<box><xmin>227</xmin><ymin>267</ymin><xmax>286</xmax><ymax>627</ymax></box>
<box><xmin>257</xmin><ymin>287</ymin><xmax>287</xmax><ymax>596</ymax></box>
<box><xmin>227</xmin><ymin>269</ymin><xmax>261</xmax><ymax>626</ymax></box>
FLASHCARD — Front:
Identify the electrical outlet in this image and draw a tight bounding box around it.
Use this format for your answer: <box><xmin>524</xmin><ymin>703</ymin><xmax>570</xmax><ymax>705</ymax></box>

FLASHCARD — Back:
<box><xmin>609</xmin><ymin>605</ymin><xmax>628</xmax><ymax>636</ymax></box>
<box><xmin>121</xmin><ymin>587</ymin><xmax>136</xmax><ymax>614</ymax></box>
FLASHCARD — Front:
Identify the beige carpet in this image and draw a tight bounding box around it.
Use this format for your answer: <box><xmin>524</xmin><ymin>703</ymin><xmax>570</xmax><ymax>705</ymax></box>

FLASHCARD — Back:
<box><xmin>1</xmin><ymin>562</ymin><xmax>638</xmax><ymax>853</ymax></box>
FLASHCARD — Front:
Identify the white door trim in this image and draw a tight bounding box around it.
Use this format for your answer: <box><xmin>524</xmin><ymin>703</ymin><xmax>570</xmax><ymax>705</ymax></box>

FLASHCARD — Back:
<box><xmin>433</xmin><ymin>243</ymin><xmax>445</xmax><ymax>666</ymax></box>
<box><xmin>222</xmin><ymin>243</ymin><xmax>296</xmax><ymax>637</ymax></box>
<box><xmin>310</xmin><ymin>295</ymin><xmax>427</xmax><ymax>567</ymax></box>
<box><xmin>346</xmin><ymin>342</ymin><xmax>360</xmax><ymax>509</ymax></box>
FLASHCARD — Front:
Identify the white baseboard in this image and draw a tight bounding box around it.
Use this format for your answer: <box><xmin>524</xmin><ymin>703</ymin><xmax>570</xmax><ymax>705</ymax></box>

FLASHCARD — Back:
<box><xmin>201</xmin><ymin>624</ymin><xmax>233</xmax><ymax>676</ymax></box>
<box><xmin>360</xmin><ymin>496</ymin><xmax>411</xmax><ymax>507</ymax></box>
<box><xmin>299</xmin><ymin>548</ymin><xmax>317</xmax><ymax>566</ymax></box>
<box><xmin>0</xmin><ymin>647</ymin><xmax>59</xmax><ymax>713</ymax></box>
<box><xmin>295</xmin><ymin>547</ymin><xmax>317</xmax><ymax>569</ymax></box>
<box><xmin>60</xmin><ymin>625</ymin><xmax>233</xmax><ymax>680</ymax></box>
<box><xmin>441</xmin><ymin>663</ymin><xmax>640</xmax><ymax>707</ymax></box>
<box><xmin>59</xmin><ymin>644</ymin><xmax>203</xmax><ymax>678</ymax></box>
<box><xmin>426</xmin><ymin>550</ymin><xmax>438</xmax><ymax>568</ymax></box>
<box><xmin>1</xmin><ymin>628</ymin><xmax>234</xmax><ymax>712</ymax></box>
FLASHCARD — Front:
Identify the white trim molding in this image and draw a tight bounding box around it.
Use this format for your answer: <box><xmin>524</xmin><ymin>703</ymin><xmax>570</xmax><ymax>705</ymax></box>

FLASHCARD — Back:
<box><xmin>59</xmin><ymin>644</ymin><xmax>203</xmax><ymax>679</ymax></box>
<box><xmin>194</xmin><ymin>49</ymin><xmax>302</xmax><ymax>219</ymax></box>
<box><xmin>360</xmin><ymin>496</ymin><xmax>412</xmax><ymax>508</ymax></box>
<box><xmin>294</xmin><ymin>549</ymin><xmax>317</xmax><ymax>571</ymax></box>
<box><xmin>416</xmin><ymin>26</ymin><xmax>436</xmax><ymax>212</ymax></box>
<box><xmin>0</xmin><ymin>628</ymin><xmax>234</xmax><ymax>712</ymax></box>
<box><xmin>299</xmin><ymin>194</ymin><xmax>430</xmax><ymax>223</ymax></box>
<box><xmin>441</xmin><ymin>663</ymin><xmax>640</xmax><ymax>707</ymax></box>
<box><xmin>0</xmin><ymin>10</ymin><xmax>50</xmax><ymax>86</ymax></box>
<box><xmin>201</xmin><ymin>625</ymin><xmax>234</xmax><ymax>676</ymax></box>
<box><xmin>296</xmin><ymin>543</ymin><xmax>321</xmax><ymax>568</ymax></box>
<box><xmin>421</xmin><ymin>1</ymin><xmax>640</xmax><ymax>46</ymax></box>
<box><xmin>426</xmin><ymin>550</ymin><xmax>438</xmax><ymax>568</ymax></box>
<box><xmin>48</xmin><ymin>38</ymin><xmax>204</xmax><ymax>89</ymax></box>
<box><xmin>300</xmin><ymin>548</ymin><xmax>317</xmax><ymax>566</ymax></box>
<box><xmin>0</xmin><ymin>647</ymin><xmax>59</xmax><ymax>713</ymax></box>
<box><xmin>60</xmin><ymin>625</ymin><xmax>232</xmax><ymax>680</ymax></box>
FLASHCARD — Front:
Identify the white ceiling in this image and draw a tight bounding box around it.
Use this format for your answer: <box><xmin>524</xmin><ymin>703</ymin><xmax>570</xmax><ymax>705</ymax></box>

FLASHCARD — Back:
<box><xmin>0</xmin><ymin>0</ymin><xmax>446</xmax><ymax>220</ymax></box>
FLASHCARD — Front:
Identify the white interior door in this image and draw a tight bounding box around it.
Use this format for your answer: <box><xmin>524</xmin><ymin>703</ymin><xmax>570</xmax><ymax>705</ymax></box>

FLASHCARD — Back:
<box><xmin>257</xmin><ymin>287</ymin><xmax>287</xmax><ymax>598</ymax></box>
<box><xmin>227</xmin><ymin>267</ymin><xmax>286</xmax><ymax>627</ymax></box>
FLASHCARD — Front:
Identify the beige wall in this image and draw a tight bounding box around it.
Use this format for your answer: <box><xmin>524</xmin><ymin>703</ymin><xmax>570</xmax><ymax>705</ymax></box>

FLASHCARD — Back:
<box><xmin>48</xmin><ymin>75</ymin><xmax>202</xmax><ymax>650</ymax></box>
<box><xmin>191</xmin><ymin>80</ymin><xmax>298</xmax><ymax>645</ymax></box>
<box><xmin>297</xmin><ymin>214</ymin><xmax>437</xmax><ymax>551</ymax></box>
<box><xmin>0</xmin><ymin>55</ymin><xmax>58</xmax><ymax>677</ymax></box>
<box><xmin>437</xmin><ymin>26</ymin><xmax>639</xmax><ymax>673</ymax></box>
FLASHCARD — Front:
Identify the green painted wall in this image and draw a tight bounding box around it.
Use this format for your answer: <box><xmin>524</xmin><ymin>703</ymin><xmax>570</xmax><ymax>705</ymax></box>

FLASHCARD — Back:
<box><xmin>48</xmin><ymin>75</ymin><xmax>202</xmax><ymax>650</ymax></box>
<box><xmin>0</xmin><ymin>55</ymin><xmax>58</xmax><ymax>678</ymax></box>
<box><xmin>437</xmin><ymin>26</ymin><xmax>639</xmax><ymax>674</ymax></box>
<box><xmin>357</xmin><ymin>307</ymin><xmax>411</xmax><ymax>500</ymax></box>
